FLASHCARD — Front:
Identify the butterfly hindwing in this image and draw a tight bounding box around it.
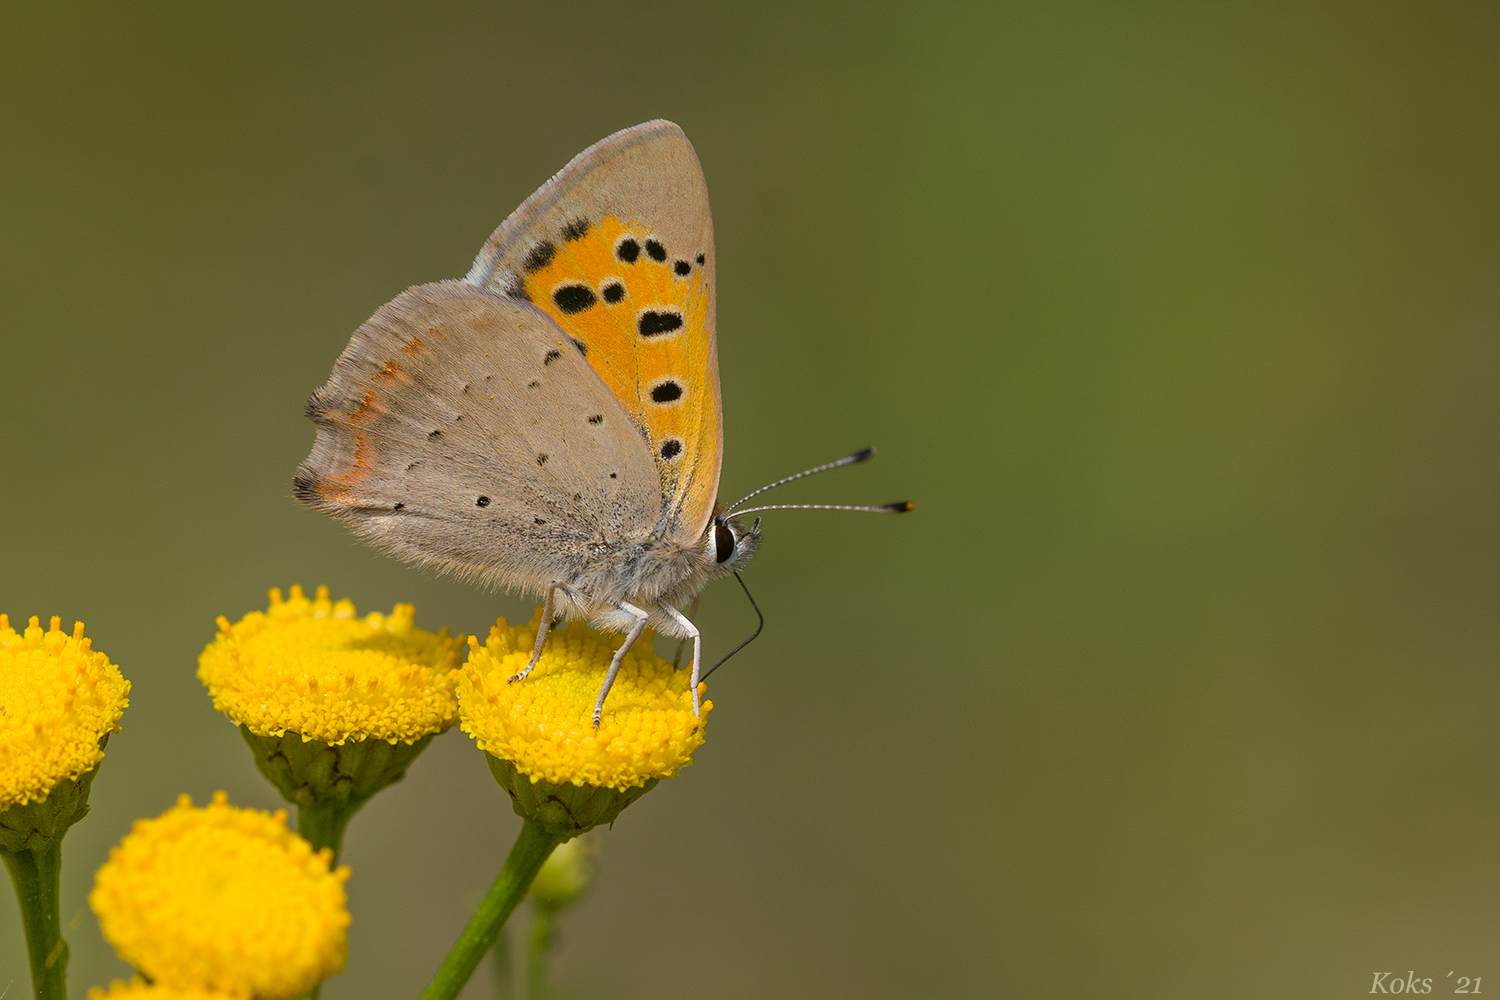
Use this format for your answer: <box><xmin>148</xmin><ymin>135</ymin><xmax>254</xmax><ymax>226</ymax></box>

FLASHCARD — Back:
<box><xmin>466</xmin><ymin>120</ymin><xmax>722</xmax><ymax>547</ymax></box>
<box><xmin>295</xmin><ymin>281</ymin><xmax>660</xmax><ymax>592</ymax></box>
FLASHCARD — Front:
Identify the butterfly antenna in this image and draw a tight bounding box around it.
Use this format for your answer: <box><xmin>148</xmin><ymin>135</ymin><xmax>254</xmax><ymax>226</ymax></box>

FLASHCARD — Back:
<box><xmin>724</xmin><ymin>447</ymin><xmax>877</xmax><ymax>514</ymax></box>
<box><xmin>730</xmin><ymin>501</ymin><xmax>913</xmax><ymax>517</ymax></box>
<box><xmin>700</xmin><ymin>572</ymin><xmax>764</xmax><ymax>681</ymax></box>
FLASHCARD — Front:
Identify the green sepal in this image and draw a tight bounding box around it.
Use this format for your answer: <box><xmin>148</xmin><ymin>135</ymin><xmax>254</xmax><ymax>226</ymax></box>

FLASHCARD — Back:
<box><xmin>241</xmin><ymin>725</ymin><xmax>433</xmax><ymax>807</ymax></box>
<box><xmin>239</xmin><ymin>725</ymin><xmax>435</xmax><ymax>855</ymax></box>
<box><xmin>484</xmin><ymin>753</ymin><xmax>657</xmax><ymax>840</ymax></box>
<box><xmin>0</xmin><ymin>746</ymin><xmax>104</xmax><ymax>854</ymax></box>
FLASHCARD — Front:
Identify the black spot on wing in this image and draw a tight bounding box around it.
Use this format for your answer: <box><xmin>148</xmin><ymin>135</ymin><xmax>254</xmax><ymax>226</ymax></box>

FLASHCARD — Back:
<box><xmin>562</xmin><ymin>218</ymin><xmax>590</xmax><ymax>241</ymax></box>
<box><xmin>534</xmin><ymin>516</ymin><xmax>547</xmax><ymax>525</ymax></box>
<box><xmin>616</xmin><ymin>238</ymin><xmax>640</xmax><ymax>263</ymax></box>
<box><xmin>393</xmin><ymin>502</ymin><xmax>405</xmax><ymax>511</ymax></box>
<box><xmin>673</xmin><ymin>260</ymin><xmax>691</xmax><ymax>276</ymax></box>
<box><xmin>645</xmin><ymin>239</ymin><xmax>666</xmax><ymax>262</ymax></box>
<box><xmin>638</xmin><ymin>310</ymin><xmax>684</xmax><ymax>337</ymax></box>
<box><xmin>536</xmin><ymin>453</ymin><xmax>548</xmax><ymax>466</ymax></box>
<box><xmin>528</xmin><ymin>380</ymin><xmax>541</xmax><ymax>389</ymax></box>
<box><xmin>659</xmin><ymin>438</ymin><xmax>683</xmax><ymax>459</ymax></box>
<box><xmin>476</xmin><ymin>496</ymin><xmax>491</xmax><ymax>507</ymax></box>
<box><xmin>570</xmin><ymin>337</ymin><xmax>588</xmax><ymax>355</ymax></box>
<box><xmin>602</xmin><ymin>281</ymin><xmax>625</xmax><ymax>303</ymax></box>
<box><xmin>428</xmin><ymin>429</ymin><xmax>443</xmax><ymax>439</ymax></box>
<box><xmin>524</xmin><ymin>241</ymin><xmax>556</xmax><ymax>272</ymax></box>
<box><xmin>651</xmin><ymin>381</ymin><xmax>683</xmax><ymax>403</ymax></box>
<box><xmin>587</xmin><ymin>414</ymin><xmax>604</xmax><ymax>424</ymax></box>
<box><xmin>544</xmin><ymin>350</ymin><xmax>562</xmax><ymax>365</ymax></box>
<box><xmin>553</xmin><ymin>284</ymin><xmax>597</xmax><ymax>314</ymax></box>
<box><xmin>696</xmin><ymin>253</ymin><xmax>705</xmax><ymax>265</ymax></box>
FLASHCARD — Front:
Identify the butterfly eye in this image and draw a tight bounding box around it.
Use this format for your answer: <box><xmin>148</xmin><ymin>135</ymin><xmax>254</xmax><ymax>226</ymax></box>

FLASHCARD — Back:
<box><xmin>714</xmin><ymin>522</ymin><xmax>736</xmax><ymax>564</ymax></box>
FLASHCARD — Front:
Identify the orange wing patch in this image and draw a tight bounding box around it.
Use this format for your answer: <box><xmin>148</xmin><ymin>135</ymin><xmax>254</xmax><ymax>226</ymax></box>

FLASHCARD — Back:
<box><xmin>519</xmin><ymin>216</ymin><xmax>717</xmax><ymax>524</ymax></box>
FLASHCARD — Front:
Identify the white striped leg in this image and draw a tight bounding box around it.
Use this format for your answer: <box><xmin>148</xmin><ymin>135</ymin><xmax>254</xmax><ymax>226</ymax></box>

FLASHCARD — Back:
<box><xmin>660</xmin><ymin>601</ymin><xmax>702</xmax><ymax>718</ymax></box>
<box><xmin>594</xmin><ymin>601</ymin><xmax>650</xmax><ymax>727</ymax></box>
<box><xmin>508</xmin><ymin>582</ymin><xmax>559</xmax><ymax>683</ymax></box>
<box><xmin>671</xmin><ymin>594</ymin><xmax>700</xmax><ymax>668</ymax></box>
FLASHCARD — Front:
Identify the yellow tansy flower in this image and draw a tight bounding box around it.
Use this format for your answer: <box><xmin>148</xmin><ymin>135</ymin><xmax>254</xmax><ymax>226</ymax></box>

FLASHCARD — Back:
<box><xmin>0</xmin><ymin>616</ymin><xmax>129</xmax><ymax>811</ymax></box>
<box><xmin>460</xmin><ymin>611</ymin><xmax>709</xmax><ymax>790</ymax></box>
<box><xmin>418</xmin><ymin>615</ymin><xmax>711</xmax><ymax>998</ymax></box>
<box><xmin>88</xmin><ymin>978</ymin><xmax>234</xmax><ymax>1000</ymax></box>
<box><xmin>459</xmin><ymin>611</ymin><xmax>710</xmax><ymax>838</ymax></box>
<box><xmin>90</xmin><ymin>792</ymin><xmax>350</xmax><ymax>1000</ymax></box>
<box><xmin>197</xmin><ymin>584</ymin><xmax>460</xmax><ymax>745</ymax></box>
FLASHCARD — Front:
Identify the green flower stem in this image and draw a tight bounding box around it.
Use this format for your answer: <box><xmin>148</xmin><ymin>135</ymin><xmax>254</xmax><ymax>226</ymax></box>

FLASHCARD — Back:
<box><xmin>292</xmin><ymin>801</ymin><xmax>350</xmax><ymax>1000</ymax></box>
<box><xmin>296</xmin><ymin>799</ymin><xmax>358</xmax><ymax>861</ymax></box>
<box><xmin>525</xmin><ymin>905</ymin><xmax>557</xmax><ymax>1000</ymax></box>
<box><xmin>420</xmin><ymin>819</ymin><xmax>562</xmax><ymax>1000</ymax></box>
<box><xmin>2</xmin><ymin>840</ymin><xmax>69</xmax><ymax>1000</ymax></box>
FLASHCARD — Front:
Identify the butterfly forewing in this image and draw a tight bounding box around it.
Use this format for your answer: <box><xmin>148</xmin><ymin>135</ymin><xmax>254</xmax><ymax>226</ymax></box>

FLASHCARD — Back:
<box><xmin>296</xmin><ymin>281</ymin><xmax>660</xmax><ymax>592</ymax></box>
<box><xmin>466</xmin><ymin>121</ymin><xmax>722</xmax><ymax>546</ymax></box>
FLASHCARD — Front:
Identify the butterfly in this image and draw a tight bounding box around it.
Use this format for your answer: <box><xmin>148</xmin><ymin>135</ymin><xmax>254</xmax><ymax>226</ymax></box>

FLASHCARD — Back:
<box><xmin>295</xmin><ymin>121</ymin><xmax>909</xmax><ymax>725</ymax></box>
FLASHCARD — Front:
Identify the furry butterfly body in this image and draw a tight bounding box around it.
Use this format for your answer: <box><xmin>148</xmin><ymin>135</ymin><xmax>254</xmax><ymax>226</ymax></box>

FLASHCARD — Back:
<box><xmin>296</xmin><ymin>122</ymin><xmax>756</xmax><ymax>721</ymax></box>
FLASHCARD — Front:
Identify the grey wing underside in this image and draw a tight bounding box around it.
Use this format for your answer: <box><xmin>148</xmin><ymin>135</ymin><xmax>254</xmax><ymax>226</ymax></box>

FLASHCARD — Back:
<box><xmin>294</xmin><ymin>280</ymin><xmax>660</xmax><ymax>593</ymax></box>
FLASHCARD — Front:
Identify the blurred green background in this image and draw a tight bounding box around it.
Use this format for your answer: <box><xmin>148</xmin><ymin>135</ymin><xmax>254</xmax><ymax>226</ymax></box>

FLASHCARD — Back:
<box><xmin>3</xmin><ymin>2</ymin><xmax>1498</xmax><ymax>997</ymax></box>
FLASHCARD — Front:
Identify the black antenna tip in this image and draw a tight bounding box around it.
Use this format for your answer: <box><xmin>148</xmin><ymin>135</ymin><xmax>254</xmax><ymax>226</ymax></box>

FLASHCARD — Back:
<box><xmin>850</xmin><ymin>447</ymin><xmax>876</xmax><ymax>463</ymax></box>
<box><xmin>887</xmin><ymin>501</ymin><xmax>914</xmax><ymax>513</ymax></box>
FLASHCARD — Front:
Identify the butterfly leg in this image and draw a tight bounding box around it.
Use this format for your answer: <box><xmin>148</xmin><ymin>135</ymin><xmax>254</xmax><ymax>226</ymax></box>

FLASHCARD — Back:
<box><xmin>509</xmin><ymin>582</ymin><xmax>560</xmax><ymax>683</ymax></box>
<box><xmin>671</xmin><ymin>594</ymin><xmax>700</xmax><ymax>668</ymax></box>
<box><xmin>593</xmin><ymin>601</ymin><xmax>650</xmax><ymax>727</ymax></box>
<box><xmin>660</xmin><ymin>601</ymin><xmax>702</xmax><ymax>719</ymax></box>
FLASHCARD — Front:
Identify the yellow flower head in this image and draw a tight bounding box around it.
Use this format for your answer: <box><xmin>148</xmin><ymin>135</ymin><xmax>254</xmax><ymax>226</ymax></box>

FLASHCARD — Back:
<box><xmin>458</xmin><ymin>611</ymin><xmax>710</xmax><ymax>791</ymax></box>
<box><xmin>198</xmin><ymin>585</ymin><xmax>461</xmax><ymax>745</ymax></box>
<box><xmin>0</xmin><ymin>616</ymin><xmax>129</xmax><ymax>810</ymax></box>
<box><xmin>87</xmin><ymin>978</ymin><xmax>233</xmax><ymax>1000</ymax></box>
<box><xmin>90</xmin><ymin>792</ymin><xmax>350</xmax><ymax>1000</ymax></box>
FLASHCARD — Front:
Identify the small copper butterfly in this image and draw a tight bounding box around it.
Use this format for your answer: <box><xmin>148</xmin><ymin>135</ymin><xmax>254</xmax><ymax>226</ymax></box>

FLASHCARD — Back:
<box><xmin>295</xmin><ymin>121</ymin><xmax>910</xmax><ymax>724</ymax></box>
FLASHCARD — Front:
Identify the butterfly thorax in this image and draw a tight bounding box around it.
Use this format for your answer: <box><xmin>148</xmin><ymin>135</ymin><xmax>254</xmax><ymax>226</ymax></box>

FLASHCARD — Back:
<box><xmin>553</xmin><ymin>512</ymin><xmax>758</xmax><ymax>638</ymax></box>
